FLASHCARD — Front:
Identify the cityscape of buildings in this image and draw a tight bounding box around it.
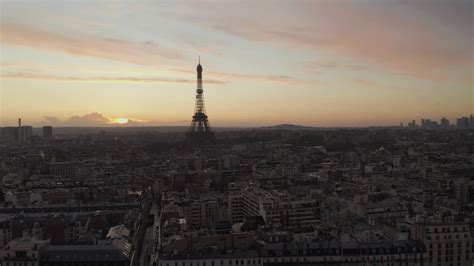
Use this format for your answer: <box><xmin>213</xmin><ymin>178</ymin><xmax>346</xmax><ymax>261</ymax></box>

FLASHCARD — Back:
<box><xmin>2</xmin><ymin>0</ymin><xmax>474</xmax><ymax>265</ymax></box>
<box><xmin>0</xmin><ymin>62</ymin><xmax>473</xmax><ymax>266</ymax></box>
<box><xmin>405</xmin><ymin>116</ymin><xmax>474</xmax><ymax>130</ymax></box>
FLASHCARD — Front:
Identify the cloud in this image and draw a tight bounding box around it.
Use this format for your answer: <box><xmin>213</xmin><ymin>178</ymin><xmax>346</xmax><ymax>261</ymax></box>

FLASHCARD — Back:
<box><xmin>66</xmin><ymin>112</ymin><xmax>111</xmax><ymax>126</ymax></box>
<box><xmin>42</xmin><ymin>116</ymin><xmax>62</xmax><ymax>125</ymax></box>
<box><xmin>0</xmin><ymin>23</ymin><xmax>302</xmax><ymax>85</ymax></box>
<box><xmin>0</xmin><ymin>72</ymin><xmax>228</xmax><ymax>84</ymax></box>
<box><xmin>304</xmin><ymin>61</ymin><xmax>366</xmax><ymax>74</ymax></box>
<box><xmin>0</xmin><ymin>23</ymin><xmax>183</xmax><ymax>66</ymax></box>
<box><xmin>40</xmin><ymin>112</ymin><xmax>158</xmax><ymax>127</ymax></box>
<box><xmin>0</xmin><ymin>62</ymin><xmax>295</xmax><ymax>85</ymax></box>
<box><xmin>173</xmin><ymin>2</ymin><xmax>473</xmax><ymax>80</ymax></box>
<box><xmin>355</xmin><ymin>79</ymin><xmax>387</xmax><ymax>90</ymax></box>
<box><xmin>173</xmin><ymin>68</ymin><xmax>300</xmax><ymax>84</ymax></box>
<box><xmin>354</xmin><ymin>79</ymin><xmax>416</xmax><ymax>92</ymax></box>
<box><xmin>213</xmin><ymin>71</ymin><xmax>301</xmax><ymax>84</ymax></box>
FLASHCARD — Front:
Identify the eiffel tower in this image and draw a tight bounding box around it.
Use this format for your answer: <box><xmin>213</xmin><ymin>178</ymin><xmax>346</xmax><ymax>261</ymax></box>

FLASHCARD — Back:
<box><xmin>186</xmin><ymin>59</ymin><xmax>215</xmax><ymax>144</ymax></box>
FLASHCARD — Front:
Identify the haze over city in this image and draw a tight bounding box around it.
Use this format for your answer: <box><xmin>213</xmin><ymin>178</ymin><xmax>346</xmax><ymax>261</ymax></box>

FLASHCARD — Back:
<box><xmin>1</xmin><ymin>0</ymin><xmax>472</xmax><ymax>127</ymax></box>
<box><xmin>1</xmin><ymin>1</ymin><xmax>474</xmax><ymax>266</ymax></box>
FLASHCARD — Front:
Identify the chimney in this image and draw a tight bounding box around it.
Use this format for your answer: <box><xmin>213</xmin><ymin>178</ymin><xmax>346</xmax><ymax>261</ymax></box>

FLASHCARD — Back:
<box><xmin>18</xmin><ymin>118</ymin><xmax>22</xmax><ymax>142</ymax></box>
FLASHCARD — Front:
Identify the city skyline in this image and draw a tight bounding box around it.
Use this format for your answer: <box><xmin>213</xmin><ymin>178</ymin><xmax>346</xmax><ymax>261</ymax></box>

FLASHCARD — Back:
<box><xmin>1</xmin><ymin>0</ymin><xmax>473</xmax><ymax>127</ymax></box>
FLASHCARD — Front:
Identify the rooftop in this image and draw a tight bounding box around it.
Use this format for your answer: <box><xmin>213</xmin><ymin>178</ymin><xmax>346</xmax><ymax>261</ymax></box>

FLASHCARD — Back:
<box><xmin>41</xmin><ymin>245</ymin><xmax>129</xmax><ymax>262</ymax></box>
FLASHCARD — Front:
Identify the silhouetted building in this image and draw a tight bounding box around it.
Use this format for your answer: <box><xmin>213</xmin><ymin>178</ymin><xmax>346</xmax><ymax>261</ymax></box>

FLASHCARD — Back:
<box><xmin>43</xmin><ymin>126</ymin><xmax>53</xmax><ymax>138</ymax></box>
<box><xmin>407</xmin><ymin>120</ymin><xmax>417</xmax><ymax>129</ymax></box>
<box><xmin>20</xmin><ymin>126</ymin><xmax>33</xmax><ymax>142</ymax></box>
<box><xmin>421</xmin><ymin>118</ymin><xmax>434</xmax><ymax>129</ymax></box>
<box><xmin>2</xmin><ymin>127</ymin><xmax>19</xmax><ymax>141</ymax></box>
<box><xmin>440</xmin><ymin>117</ymin><xmax>449</xmax><ymax>129</ymax></box>
<box><xmin>422</xmin><ymin>118</ymin><xmax>444</xmax><ymax>130</ymax></box>
<box><xmin>186</xmin><ymin>59</ymin><xmax>215</xmax><ymax>144</ymax></box>
<box><xmin>456</xmin><ymin>116</ymin><xmax>469</xmax><ymax>129</ymax></box>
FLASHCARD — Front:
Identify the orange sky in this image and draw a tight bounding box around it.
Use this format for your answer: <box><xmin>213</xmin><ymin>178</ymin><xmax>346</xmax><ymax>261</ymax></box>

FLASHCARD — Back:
<box><xmin>1</xmin><ymin>1</ymin><xmax>472</xmax><ymax>127</ymax></box>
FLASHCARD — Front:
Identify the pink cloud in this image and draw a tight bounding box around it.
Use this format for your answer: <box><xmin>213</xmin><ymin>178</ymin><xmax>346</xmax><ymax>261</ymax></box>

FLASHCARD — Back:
<box><xmin>0</xmin><ymin>72</ymin><xmax>228</xmax><ymax>84</ymax></box>
<box><xmin>0</xmin><ymin>23</ymin><xmax>183</xmax><ymax>65</ymax></box>
<box><xmin>176</xmin><ymin>2</ymin><xmax>472</xmax><ymax>80</ymax></box>
<box><xmin>173</xmin><ymin>68</ymin><xmax>301</xmax><ymax>84</ymax></box>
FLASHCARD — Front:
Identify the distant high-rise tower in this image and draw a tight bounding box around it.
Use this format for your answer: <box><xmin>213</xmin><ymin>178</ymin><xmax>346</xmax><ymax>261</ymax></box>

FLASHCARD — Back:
<box><xmin>43</xmin><ymin>126</ymin><xmax>53</xmax><ymax>138</ymax></box>
<box><xmin>440</xmin><ymin>117</ymin><xmax>449</xmax><ymax>129</ymax></box>
<box><xmin>456</xmin><ymin>116</ymin><xmax>469</xmax><ymax>130</ymax></box>
<box><xmin>186</xmin><ymin>59</ymin><xmax>215</xmax><ymax>144</ymax></box>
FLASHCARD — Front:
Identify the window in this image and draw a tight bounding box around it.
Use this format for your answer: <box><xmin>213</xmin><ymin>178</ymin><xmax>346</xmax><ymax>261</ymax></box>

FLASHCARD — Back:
<box><xmin>15</xmin><ymin>251</ymin><xmax>27</xmax><ymax>258</ymax></box>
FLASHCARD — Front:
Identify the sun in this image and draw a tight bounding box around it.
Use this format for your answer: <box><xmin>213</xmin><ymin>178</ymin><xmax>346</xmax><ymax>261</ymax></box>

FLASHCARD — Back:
<box><xmin>114</xmin><ymin>118</ymin><xmax>128</xmax><ymax>124</ymax></box>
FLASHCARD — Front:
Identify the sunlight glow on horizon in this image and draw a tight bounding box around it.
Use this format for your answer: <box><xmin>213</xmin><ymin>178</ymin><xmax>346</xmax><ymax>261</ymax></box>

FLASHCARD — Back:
<box><xmin>113</xmin><ymin>118</ymin><xmax>129</xmax><ymax>124</ymax></box>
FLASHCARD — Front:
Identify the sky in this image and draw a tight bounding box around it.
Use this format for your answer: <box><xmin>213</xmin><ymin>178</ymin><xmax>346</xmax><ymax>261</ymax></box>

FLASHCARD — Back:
<box><xmin>0</xmin><ymin>0</ymin><xmax>473</xmax><ymax>127</ymax></box>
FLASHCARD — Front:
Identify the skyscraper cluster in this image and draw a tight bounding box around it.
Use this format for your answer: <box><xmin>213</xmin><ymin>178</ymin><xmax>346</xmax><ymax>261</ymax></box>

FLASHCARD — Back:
<box><xmin>406</xmin><ymin>114</ymin><xmax>474</xmax><ymax>130</ymax></box>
